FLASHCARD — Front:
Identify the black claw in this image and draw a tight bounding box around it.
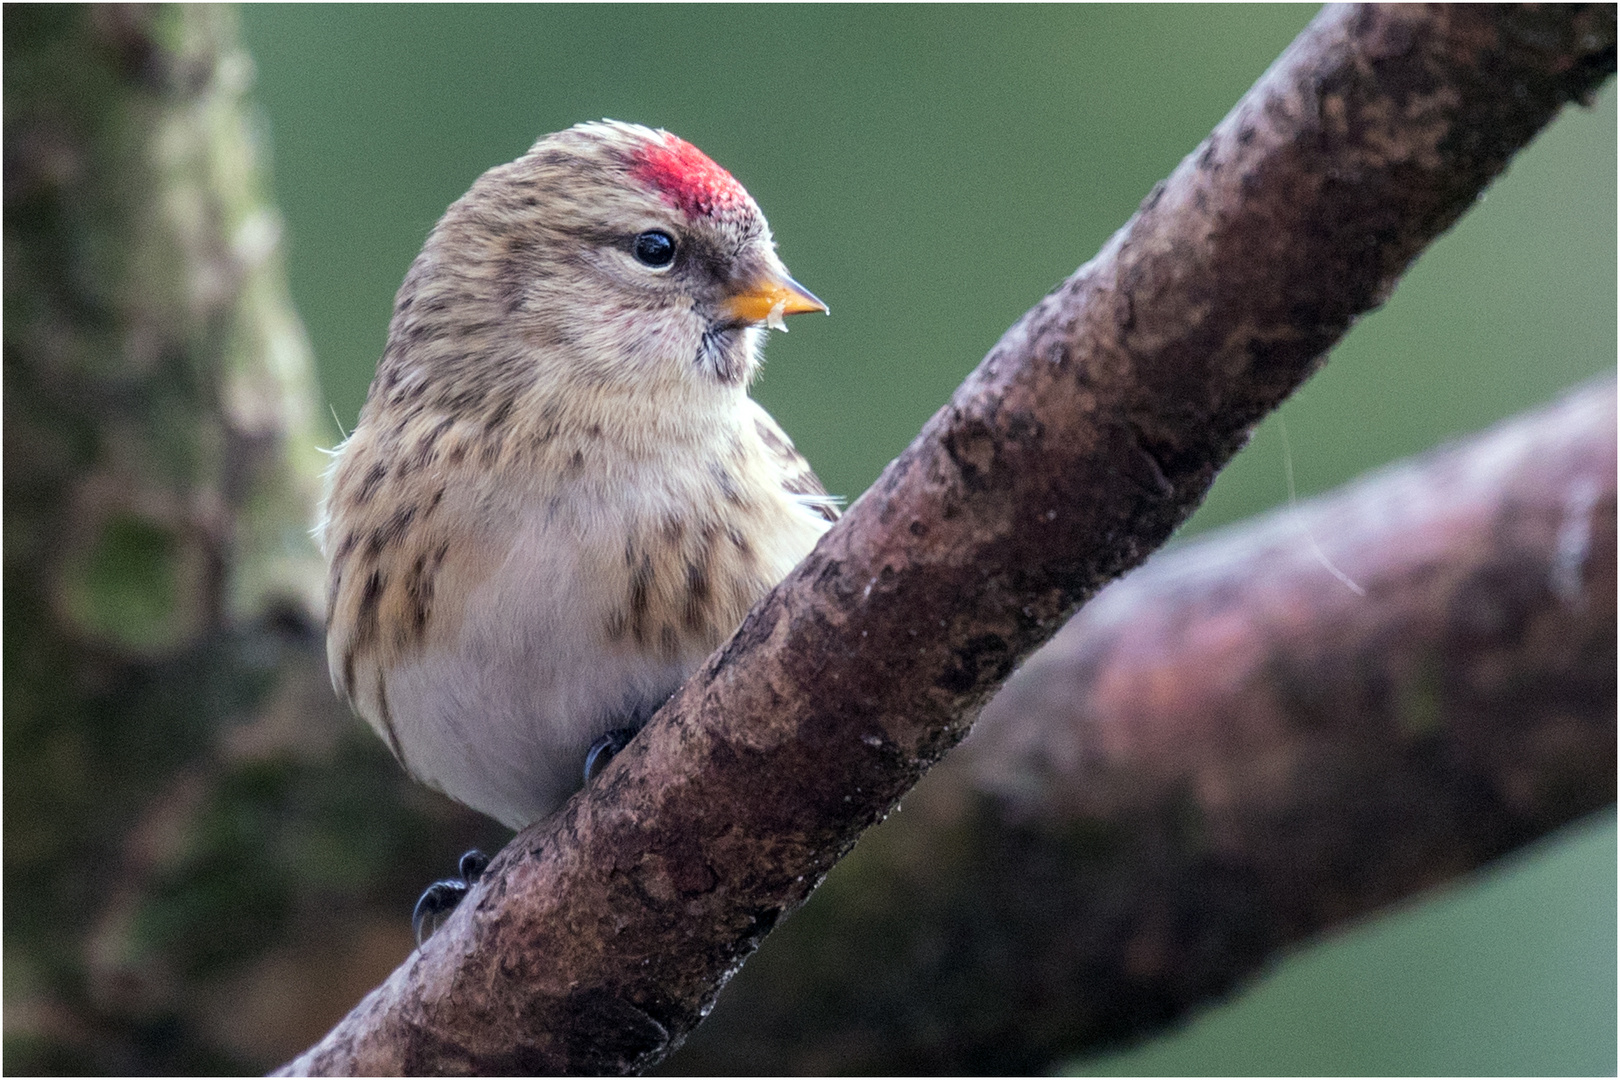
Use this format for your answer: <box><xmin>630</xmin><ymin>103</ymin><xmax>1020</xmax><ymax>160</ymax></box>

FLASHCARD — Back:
<box><xmin>584</xmin><ymin>726</ymin><xmax>640</xmax><ymax>784</ymax></box>
<box><xmin>412</xmin><ymin>848</ymin><xmax>489</xmax><ymax>947</ymax></box>
<box><xmin>412</xmin><ymin>880</ymin><xmax>466</xmax><ymax>947</ymax></box>
<box><xmin>458</xmin><ymin>849</ymin><xmax>490</xmax><ymax>882</ymax></box>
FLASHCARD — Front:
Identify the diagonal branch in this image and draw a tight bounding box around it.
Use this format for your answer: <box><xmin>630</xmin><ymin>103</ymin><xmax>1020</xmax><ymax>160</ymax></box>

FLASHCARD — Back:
<box><xmin>279</xmin><ymin>5</ymin><xmax>1617</xmax><ymax>1074</ymax></box>
<box><xmin>667</xmin><ymin>379</ymin><xmax>1618</xmax><ymax>1075</ymax></box>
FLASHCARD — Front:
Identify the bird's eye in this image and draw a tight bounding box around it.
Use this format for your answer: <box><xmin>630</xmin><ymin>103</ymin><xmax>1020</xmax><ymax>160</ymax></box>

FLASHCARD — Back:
<box><xmin>632</xmin><ymin>230</ymin><xmax>676</xmax><ymax>268</ymax></box>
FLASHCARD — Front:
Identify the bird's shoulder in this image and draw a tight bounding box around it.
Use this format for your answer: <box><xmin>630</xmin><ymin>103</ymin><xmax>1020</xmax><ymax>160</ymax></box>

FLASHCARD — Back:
<box><xmin>744</xmin><ymin>399</ymin><xmax>840</xmax><ymax>524</ymax></box>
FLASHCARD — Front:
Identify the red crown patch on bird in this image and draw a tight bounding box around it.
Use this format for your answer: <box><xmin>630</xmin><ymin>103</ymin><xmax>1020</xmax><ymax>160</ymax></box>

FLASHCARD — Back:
<box><xmin>630</xmin><ymin>133</ymin><xmax>750</xmax><ymax>220</ymax></box>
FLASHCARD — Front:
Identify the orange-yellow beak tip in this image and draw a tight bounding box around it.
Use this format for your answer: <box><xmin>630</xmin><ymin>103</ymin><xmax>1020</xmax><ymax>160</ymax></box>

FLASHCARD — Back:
<box><xmin>723</xmin><ymin>273</ymin><xmax>828</xmax><ymax>328</ymax></box>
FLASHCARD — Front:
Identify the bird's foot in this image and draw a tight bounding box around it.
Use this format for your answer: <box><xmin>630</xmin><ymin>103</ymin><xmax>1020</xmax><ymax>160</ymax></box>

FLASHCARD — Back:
<box><xmin>584</xmin><ymin>726</ymin><xmax>640</xmax><ymax>784</ymax></box>
<box><xmin>412</xmin><ymin>849</ymin><xmax>490</xmax><ymax>947</ymax></box>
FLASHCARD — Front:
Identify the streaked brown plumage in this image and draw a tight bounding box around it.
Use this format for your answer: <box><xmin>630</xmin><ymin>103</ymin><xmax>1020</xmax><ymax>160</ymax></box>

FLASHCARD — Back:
<box><xmin>319</xmin><ymin>121</ymin><xmax>835</xmax><ymax>831</ymax></box>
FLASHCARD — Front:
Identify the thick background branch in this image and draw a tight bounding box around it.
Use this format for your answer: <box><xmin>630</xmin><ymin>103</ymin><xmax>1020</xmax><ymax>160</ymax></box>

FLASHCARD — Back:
<box><xmin>666</xmin><ymin>379</ymin><xmax>1617</xmax><ymax>1075</ymax></box>
<box><xmin>280</xmin><ymin>5</ymin><xmax>1616</xmax><ymax>1074</ymax></box>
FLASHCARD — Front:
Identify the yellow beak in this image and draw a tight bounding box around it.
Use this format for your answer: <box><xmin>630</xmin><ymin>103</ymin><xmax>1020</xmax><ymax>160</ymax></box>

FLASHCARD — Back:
<box><xmin>722</xmin><ymin>272</ymin><xmax>828</xmax><ymax>329</ymax></box>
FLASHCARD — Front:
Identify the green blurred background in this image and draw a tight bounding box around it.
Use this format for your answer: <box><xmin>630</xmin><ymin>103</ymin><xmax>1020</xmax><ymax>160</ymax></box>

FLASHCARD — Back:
<box><xmin>238</xmin><ymin>5</ymin><xmax>1615</xmax><ymax>1074</ymax></box>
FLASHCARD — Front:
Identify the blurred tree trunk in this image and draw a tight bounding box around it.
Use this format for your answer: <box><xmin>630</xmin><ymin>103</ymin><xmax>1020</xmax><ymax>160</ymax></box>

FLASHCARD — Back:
<box><xmin>3</xmin><ymin>6</ymin><xmax>503</xmax><ymax>1073</ymax></box>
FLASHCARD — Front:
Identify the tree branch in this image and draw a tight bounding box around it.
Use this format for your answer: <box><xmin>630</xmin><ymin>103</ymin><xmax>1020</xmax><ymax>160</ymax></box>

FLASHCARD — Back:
<box><xmin>279</xmin><ymin>5</ymin><xmax>1616</xmax><ymax>1074</ymax></box>
<box><xmin>666</xmin><ymin>378</ymin><xmax>1618</xmax><ymax>1075</ymax></box>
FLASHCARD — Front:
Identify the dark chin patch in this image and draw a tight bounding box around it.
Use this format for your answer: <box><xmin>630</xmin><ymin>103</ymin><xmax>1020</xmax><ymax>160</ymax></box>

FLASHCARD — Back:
<box><xmin>696</xmin><ymin>326</ymin><xmax>750</xmax><ymax>385</ymax></box>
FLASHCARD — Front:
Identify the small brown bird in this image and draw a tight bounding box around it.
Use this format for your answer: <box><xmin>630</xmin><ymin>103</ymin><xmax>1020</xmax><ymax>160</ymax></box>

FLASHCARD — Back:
<box><xmin>318</xmin><ymin>122</ymin><xmax>835</xmax><ymax>857</ymax></box>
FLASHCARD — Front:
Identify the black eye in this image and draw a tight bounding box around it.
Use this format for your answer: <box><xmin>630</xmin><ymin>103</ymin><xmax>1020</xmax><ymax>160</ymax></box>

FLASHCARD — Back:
<box><xmin>633</xmin><ymin>230</ymin><xmax>676</xmax><ymax>268</ymax></box>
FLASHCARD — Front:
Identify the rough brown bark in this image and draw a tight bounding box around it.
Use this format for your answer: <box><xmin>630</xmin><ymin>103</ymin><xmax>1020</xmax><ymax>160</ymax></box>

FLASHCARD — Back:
<box><xmin>278</xmin><ymin>5</ymin><xmax>1617</xmax><ymax>1075</ymax></box>
<box><xmin>665</xmin><ymin>379</ymin><xmax>1618</xmax><ymax>1075</ymax></box>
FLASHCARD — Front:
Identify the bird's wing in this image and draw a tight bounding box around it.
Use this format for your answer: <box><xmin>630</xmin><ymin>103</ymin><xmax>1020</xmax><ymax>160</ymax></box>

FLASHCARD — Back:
<box><xmin>747</xmin><ymin>401</ymin><xmax>840</xmax><ymax>523</ymax></box>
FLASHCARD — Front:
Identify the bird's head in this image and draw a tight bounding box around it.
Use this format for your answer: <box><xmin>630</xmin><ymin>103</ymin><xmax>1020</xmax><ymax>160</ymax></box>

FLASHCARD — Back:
<box><xmin>390</xmin><ymin>121</ymin><xmax>825</xmax><ymax>396</ymax></box>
